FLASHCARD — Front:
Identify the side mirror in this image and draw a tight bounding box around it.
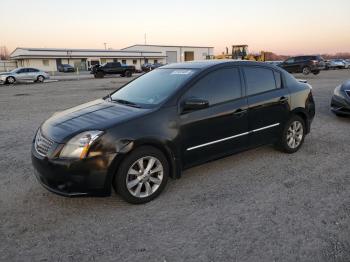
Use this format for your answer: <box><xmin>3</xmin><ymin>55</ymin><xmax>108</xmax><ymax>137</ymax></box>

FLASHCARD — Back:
<box><xmin>182</xmin><ymin>98</ymin><xmax>209</xmax><ymax>112</ymax></box>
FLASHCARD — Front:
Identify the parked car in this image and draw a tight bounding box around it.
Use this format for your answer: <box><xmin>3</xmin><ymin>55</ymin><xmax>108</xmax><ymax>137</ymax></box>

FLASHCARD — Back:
<box><xmin>331</xmin><ymin>59</ymin><xmax>346</xmax><ymax>69</ymax></box>
<box><xmin>141</xmin><ymin>63</ymin><xmax>164</xmax><ymax>72</ymax></box>
<box><xmin>331</xmin><ymin>80</ymin><xmax>350</xmax><ymax>116</ymax></box>
<box><xmin>57</xmin><ymin>64</ymin><xmax>75</xmax><ymax>73</ymax></box>
<box><xmin>32</xmin><ymin>60</ymin><xmax>315</xmax><ymax>204</ymax></box>
<box><xmin>91</xmin><ymin>62</ymin><xmax>135</xmax><ymax>78</ymax></box>
<box><xmin>0</xmin><ymin>67</ymin><xmax>49</xmax><ymax>84</ymax></box>
<box><xmin>279</xmin><ymin>55</ymin><xmax>325</xmax><ymax>75</ymax></box>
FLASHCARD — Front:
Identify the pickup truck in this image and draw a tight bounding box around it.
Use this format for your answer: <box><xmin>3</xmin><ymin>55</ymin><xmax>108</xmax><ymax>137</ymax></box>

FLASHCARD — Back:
<box><xmin>91</xmin><ymin>62</ymin><xmax>135</xmax><ymax>78</ymax></box>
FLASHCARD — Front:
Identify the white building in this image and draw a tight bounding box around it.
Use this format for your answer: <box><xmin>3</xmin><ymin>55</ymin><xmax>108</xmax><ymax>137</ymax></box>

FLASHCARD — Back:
<box><xmin>9</xmin><ymin>44</ymin><xmax>214</xmax><ymax>72</ymax></box>
<box><xmin>122</xmin><ymin>44</ymin><xmax>214</xmax><ymax>64</ymax></box>
<box><xmin>10</xmin><ymin>48</ymin><xmax>166</xmax><ymax>72</ymax></box>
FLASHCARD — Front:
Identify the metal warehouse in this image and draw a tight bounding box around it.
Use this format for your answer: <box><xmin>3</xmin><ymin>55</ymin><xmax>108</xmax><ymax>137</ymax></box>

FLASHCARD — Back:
<box><xmin>9</xmin><ymin>45</ymin><xmax>214</xmax><ymax>72</ymax></box>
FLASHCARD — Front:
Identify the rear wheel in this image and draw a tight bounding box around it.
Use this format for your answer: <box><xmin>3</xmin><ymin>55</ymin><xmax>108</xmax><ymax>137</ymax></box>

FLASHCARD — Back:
<box><xmin>125</xmin><ymin>70</ymin><xmax>132</xmax><ymax>77</ymax></box>
<box><xmin>302</xmin><ymin>66</ymin><xmax>311</xmax><ymax>75</ymax></box>
<box><xmin>114</xmin><ymin>146</ymin><xmax>169</xmax><ymax>204</ymax></box>
<box><xmin>277</xmin><ymin>115</ymin><xmax>305</xmax><ymax>153</ymax></box>
<box><xmin>6</xmin><ymin>76</ymin><xmax>16</xmax><ymax>84</ymax></box>
<box><xmin>36</xmin><ymin>75</ymin><xmax>45</xmax><ymax>83</ymax></box>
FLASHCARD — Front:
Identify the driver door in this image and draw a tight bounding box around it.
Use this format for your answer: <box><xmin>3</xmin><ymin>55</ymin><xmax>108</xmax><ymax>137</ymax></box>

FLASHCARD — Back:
<box><xmin>16</xmin><ymin>68</ymin><xmax>29</xmax><ymax>81</ymax></box>
<box><xmin>179</xmin><ymin>67</ymin><xmax>249</xmax><ymax>168</ymax></box>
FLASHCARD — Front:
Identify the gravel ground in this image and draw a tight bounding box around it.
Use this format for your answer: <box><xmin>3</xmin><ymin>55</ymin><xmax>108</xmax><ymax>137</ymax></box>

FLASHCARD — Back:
<box><xmin>0</xmin><ymin>70</ymin><xmax>350</xmax><ymax>262</ymax></box>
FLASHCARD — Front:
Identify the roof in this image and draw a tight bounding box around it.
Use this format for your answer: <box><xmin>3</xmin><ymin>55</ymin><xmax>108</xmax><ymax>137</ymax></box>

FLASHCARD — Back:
<box><xmin>162</xmin><ymin>59</ymin><xmax>272</xmax><ymax>70</ymax></box>
<box><xmin>10</xmin><ymin>47</ymin><xmax>166</xmax><ymax>59</ymax></box>
<box><xmin>121</xmin><ymin>44</ymin><xmax>214</xmax><ymax>50</ymax></box>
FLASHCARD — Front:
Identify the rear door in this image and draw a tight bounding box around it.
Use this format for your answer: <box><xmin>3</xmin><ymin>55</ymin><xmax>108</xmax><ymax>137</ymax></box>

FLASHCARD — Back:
<box><xmin>242</xmin><ymin>66</ymin><xmax>290</xmax><ymax>146</ymax></box>
<box><xmin>179</xmin><ymin>67</ymin><xmax>249</xmax><ymax>167</ymax></box>
<box><xmin>28</xmin><ymin>68</ymin><xmax>39</xmax><ymax>80</ymax></box>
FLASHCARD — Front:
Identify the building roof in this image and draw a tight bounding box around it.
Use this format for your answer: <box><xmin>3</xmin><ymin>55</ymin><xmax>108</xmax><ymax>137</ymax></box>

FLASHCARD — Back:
<box><xmin>10</xmin><ymin>47</ymin><xmax>166</xmax><ymax>60</ymax></box>
<box><xmin>121</xmin><ymin>44</ymin><xmax>214</xmax><ymax>50</ymax></box>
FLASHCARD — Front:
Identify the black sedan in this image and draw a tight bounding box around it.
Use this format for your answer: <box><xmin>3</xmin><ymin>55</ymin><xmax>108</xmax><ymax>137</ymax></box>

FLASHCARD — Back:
<box><xmin>32</xmin><ymin>60</ymin><xmax>315</xmax><ymax>204</ymax></box>
<box><xmin>331</xmin><ymin>80</ymin><xmax>350</xmax><ymax>116</ymax></box>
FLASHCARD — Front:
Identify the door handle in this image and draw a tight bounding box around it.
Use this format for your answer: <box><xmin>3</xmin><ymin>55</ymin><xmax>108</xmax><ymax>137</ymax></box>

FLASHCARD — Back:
<box><xmin>279</xmin><ymin>96</ymin><xmax>288</xmax><ymax>103</ymax></box>
<box><xmin>233</xmin><ymin>108</ymin><xmax>247</xmax><ymax>117</ymax></box>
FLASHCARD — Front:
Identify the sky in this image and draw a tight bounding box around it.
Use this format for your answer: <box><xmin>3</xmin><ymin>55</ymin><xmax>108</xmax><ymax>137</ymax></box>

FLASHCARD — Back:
<box><xmin>1</xmin><ymin>0</ymin><xmax>350</xmax><ymax>55</ymax></box>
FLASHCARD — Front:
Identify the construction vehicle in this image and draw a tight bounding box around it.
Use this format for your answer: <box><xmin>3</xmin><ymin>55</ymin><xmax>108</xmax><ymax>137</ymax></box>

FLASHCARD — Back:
<box><xmin>212</xmin><ymin>45</ymin><xmax>266</xmax><ymax>62</ymax></box>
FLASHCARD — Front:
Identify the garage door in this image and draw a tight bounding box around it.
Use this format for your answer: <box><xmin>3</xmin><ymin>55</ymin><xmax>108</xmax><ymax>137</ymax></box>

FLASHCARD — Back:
<box><xmin>166</xmin><ymin>51</ymin><xmax>177</xmax><ymax>64</ymax></box>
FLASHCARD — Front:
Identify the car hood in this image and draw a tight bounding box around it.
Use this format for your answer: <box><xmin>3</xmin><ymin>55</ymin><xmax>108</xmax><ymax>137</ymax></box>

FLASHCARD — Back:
<box><xmin>0</xmin><ymin>72</ymin><xmax>11</xmax><ymax>76</ymax></box>
<box><xmin>41</xmin><ymin>99</ymin><xmax>152</xmax><ymax>143</ymax></box>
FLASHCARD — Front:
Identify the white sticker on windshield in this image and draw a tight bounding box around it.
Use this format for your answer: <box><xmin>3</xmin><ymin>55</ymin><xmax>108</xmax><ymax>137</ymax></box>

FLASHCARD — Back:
<box><xmin>171</xmin><ymin>70</ymin><xmax>193</xmax><ymax>75</ymax></box>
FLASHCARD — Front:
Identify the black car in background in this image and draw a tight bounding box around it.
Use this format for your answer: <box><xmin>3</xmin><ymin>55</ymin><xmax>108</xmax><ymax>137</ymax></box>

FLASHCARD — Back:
<box><xmin>32</xmin><ymin>60</ymin><xmax>315</xmax><ymax>204</ymax></box>
<box><xmin>331</xmin><ymin>80</ymin><xmax>350</xmax><ymax>116</ymax></box>
<box><xmin>57</xmin><ymin>64</ymin><xmax>75</xmax><ymax>73</ymax></box>
<box><xmin>141</xmin><ymin>63</ymin><xmax>164</xmax><ymax>72</ymax></box>
<box><xmin>91</xmin><ymin>62</ymin><xmax>135</xmax><ymax>78</ymax></box>
<box><xmin>279</xmin><ymin>55</ymin><xmax>325</xmax><ymax>75</ymax></box>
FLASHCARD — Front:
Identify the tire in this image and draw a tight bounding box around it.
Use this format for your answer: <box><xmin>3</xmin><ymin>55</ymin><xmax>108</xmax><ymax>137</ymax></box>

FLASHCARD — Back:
<box><xmin>277</xmin><ymin>115</ymin><xmax>306</xmax><ymax>154</ymax></box>
<box><xmin>302</xmin><ymin>66</ymin><xmax>311</xmax><ymax>75</ymax></box>
<box><xmin>125</xmin><ymin>70</ymin><xmax>132</xmax><ymax>77</ymax></box>
<box><xmin>94</xmin><ymin>72</ymin><xmax>104</xmax><ymax>78</ymax></box>
<box><xmin>312</xmin><ymin>71</ymin><xmax>320</xmax><ymax>75</ymax></box>
<box><xmin>114</xmin><ymin>146</ymin><xmax>169</xmax><ymax>204</ymax></box>
<box><xmin>36</xmin><ymin>75</ymin><xmax>45</xmax><ymax>83</ymax></box>
<box><xmin>6</xmin><ymin>76</ymin><xmax>16</xmax><ymax>84</ymax></box>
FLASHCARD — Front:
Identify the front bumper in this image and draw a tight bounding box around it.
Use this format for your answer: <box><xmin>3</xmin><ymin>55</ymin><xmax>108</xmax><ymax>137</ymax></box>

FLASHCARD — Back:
<box><xmin>31</xmin><ymin>144</ymin><xmax>114</xmax><ymax>197</ymax></box>
<box><xmin>331</xmin><ymin>95</ymin><xmax>350</xmax><ymax>115</ymax></box>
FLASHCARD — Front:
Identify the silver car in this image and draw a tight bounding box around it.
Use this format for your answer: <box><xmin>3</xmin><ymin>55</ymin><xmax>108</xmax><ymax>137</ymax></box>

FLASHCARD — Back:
<box><xmin>0</xmin><ymin>67</ymin><xmax>50</xmax><ymax>84</ymax></box>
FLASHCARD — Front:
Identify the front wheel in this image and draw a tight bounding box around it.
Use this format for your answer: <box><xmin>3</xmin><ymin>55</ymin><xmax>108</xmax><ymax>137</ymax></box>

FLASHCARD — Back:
<box><xmin>6</xmin><ymin>76</ymin><xmax>16</xmax><ymax>84</ymax></box>
<box><xmin>114</xmin><ymin>146</ymin><xmax>169</xmax><ymax>204</ymax></box>
<box><xmin>277</xmin><ymin>115</ymin><xmax>305</xmax><ymax>153</ymax></box>
<box><xmin>302</xmin><ymin>66</ymin><xmax>311</xmax><ymax>75</ymax></box>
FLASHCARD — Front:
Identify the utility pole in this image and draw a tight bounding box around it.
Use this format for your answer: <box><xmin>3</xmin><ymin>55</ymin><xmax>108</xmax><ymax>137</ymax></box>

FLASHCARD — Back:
<box><xmin>144</xmin><ymin>34</ymin><xmax>147</xmax><ymax>45</ymax></box>
<box><xmin>103</xmin><ymin>43</ymin><xmax>107</xmax><ymax>50</ymax></box>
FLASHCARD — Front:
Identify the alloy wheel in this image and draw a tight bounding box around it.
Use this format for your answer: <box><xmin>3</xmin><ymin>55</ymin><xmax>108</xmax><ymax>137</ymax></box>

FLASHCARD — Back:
<box><xmin>37</xmin><ymin>76</ymin><xmax>44</xmax><ymax>82</ymax></box>
<box><xmin>287</xmin><ymin>121</ymin><xmax>304</xmax><ymax>149</ymax></box>
<box><xmin>126</xmin><ymin>156</ymin><xmax>164</xmax><ymax>198</ymax></box>
<box><xmin>7</xmin><ymin>77</ymin><xmax>15</xmax><ymax>84</ymax></box>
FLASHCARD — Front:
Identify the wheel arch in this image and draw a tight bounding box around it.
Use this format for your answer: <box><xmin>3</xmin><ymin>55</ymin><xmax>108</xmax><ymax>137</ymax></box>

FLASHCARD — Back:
<box><xmin>107</xmin><ymin>138</ymin><xmax>181</xmax><ymax>190</ymax></box>
<box><xmin>290</xmin><ymin>108</ymin><xmax>310</xmax><ymax>134</ymax></box>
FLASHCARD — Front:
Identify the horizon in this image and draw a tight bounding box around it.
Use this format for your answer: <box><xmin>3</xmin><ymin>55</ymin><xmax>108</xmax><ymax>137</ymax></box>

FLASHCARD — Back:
<box><xmin>1</xmin><ymin>0</ymin><xmax>350</xmax><ymax>56</ymax></box>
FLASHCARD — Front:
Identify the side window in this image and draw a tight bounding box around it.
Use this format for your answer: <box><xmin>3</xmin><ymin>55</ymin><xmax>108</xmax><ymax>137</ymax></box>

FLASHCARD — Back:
<box><xmin>185</xmin><ymin>67</ymin><xmax>242</xmax><ymax>106</ymax></box>
<box><xmin>274</xmin><ymin>71</ymin><xmax>282</xmax><ymax>89</ymax></box>
<box><xmin>243</xmin><ymin>67</ymin><xmax>278</xmax><ymax>95</ymax></box>
<box><xmin>285</xmin><ymin>58</ymin><xmax>295</xmax><ymax>64</ymax></box>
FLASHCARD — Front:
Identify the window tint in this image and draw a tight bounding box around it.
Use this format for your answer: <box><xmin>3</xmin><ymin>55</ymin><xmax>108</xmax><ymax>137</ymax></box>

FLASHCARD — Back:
<box><xmin>244</xmin><ymin>67</ymin><xmax>277</xmax><ymax>95</ymax></box>
<box><xmin>185</xmin><ymin>67</ymin><xmax>242</xmax><ymax>106</ymax></box>
<box><xmin>295</xmin><ymin>57</ymin><xmax>306</xmax><ymax>62</ymax></box>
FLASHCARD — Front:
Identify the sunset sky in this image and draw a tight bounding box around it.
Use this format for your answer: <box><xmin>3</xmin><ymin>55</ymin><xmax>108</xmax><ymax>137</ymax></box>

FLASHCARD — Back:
<box><xmin>1</xmin><ymin>0</ymin><xmax>350</xmax><ymax>55</ymax></box>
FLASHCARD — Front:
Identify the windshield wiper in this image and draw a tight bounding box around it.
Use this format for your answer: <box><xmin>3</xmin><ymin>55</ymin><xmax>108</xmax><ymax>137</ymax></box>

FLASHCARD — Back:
<box><xmin>110</xmin><ymin>97</ymin><xmax>141</xmax><ymax>108</ymax></box>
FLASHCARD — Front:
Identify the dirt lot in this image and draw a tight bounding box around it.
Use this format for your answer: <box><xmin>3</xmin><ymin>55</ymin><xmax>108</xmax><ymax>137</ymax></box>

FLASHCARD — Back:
<box><xmin>0</xmin><ymin>70</ymin><xmax>350</xmax><ymax>262</ymax></box>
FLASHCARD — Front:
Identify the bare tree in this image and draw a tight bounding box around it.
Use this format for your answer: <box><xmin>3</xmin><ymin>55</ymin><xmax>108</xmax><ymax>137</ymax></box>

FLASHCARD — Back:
<box><xmin>0</xmin><ymin>46</ymin><xmax>9</xmax><ymax>60</ymax></box>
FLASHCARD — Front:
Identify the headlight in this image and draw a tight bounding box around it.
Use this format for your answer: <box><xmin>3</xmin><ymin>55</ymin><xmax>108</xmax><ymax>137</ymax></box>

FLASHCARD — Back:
<box><xmin>60</xmin><ymin>131</ymin><xmax>103</xmax><ymax>159</ymax></box>
<box><xmin>334</xmin><ymin>85</ymin><xmax>345</xmax><ymax>98</ymax></box>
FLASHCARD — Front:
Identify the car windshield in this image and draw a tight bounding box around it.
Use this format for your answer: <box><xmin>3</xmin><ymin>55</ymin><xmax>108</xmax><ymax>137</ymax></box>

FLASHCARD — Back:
<box><xmin>10</xmin><ymin>68</ymin><xmax>20</xmax><ymax>73</ymax></box>
<box><xmin>110</xmin><ymin>68</ymin><xmax>197</xmax><ymax>108</ymax></box>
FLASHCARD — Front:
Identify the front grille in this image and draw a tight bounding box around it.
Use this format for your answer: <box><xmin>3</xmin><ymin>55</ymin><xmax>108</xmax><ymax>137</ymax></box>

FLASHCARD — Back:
<box><xmin>35</xmin><ymin>130</ymin><xmax>53</xmax><ymax>157</ymax></box>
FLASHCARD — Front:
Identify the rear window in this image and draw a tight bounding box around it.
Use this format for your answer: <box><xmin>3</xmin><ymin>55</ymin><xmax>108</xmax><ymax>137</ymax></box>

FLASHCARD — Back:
<box><xmin>243</xmin><ymin>67</ymin><xmax>278</xmax><ymax>95</ymax></box>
